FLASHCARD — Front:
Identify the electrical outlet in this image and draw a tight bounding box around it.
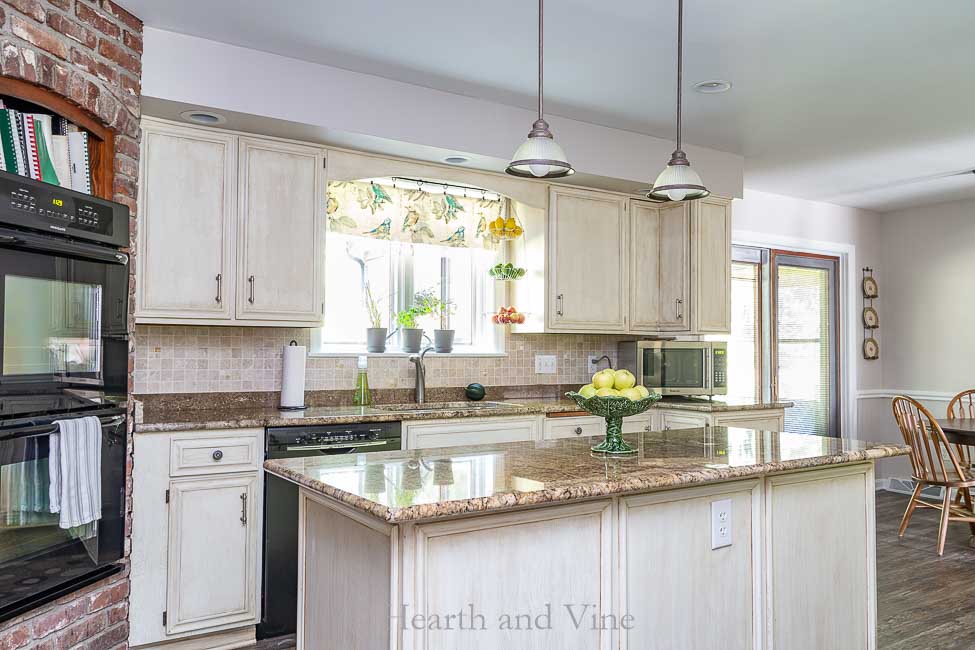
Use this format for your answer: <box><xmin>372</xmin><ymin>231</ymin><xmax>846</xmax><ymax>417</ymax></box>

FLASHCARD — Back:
<box><xmin>711</xmin><ymin>498</ymin><xmax>733</xmax><ymax>549</ymax></box>
<box><xmin>534</xmin><ymin>355</ymin><xmax>557</xmax><ymax>374</ymax></box>
<box><xmin>587</xmin><ymin>355</ymin><xmax>601</xmax><ymax>374</ymax></box>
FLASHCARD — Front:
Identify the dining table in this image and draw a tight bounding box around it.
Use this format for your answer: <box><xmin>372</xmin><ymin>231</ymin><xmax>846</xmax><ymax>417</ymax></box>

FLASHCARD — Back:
<box><xmin>938</xmin><ymin>418</ymin><xmax>975</xmax><ymax>446</ymax></box>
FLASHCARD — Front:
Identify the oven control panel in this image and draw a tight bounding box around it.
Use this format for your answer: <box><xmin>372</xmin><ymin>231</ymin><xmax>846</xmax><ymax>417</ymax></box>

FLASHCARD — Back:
<box><xmin>0</xmin><ymin>170</ymin><xmax>128</xmax><ymax>248</ymax></box>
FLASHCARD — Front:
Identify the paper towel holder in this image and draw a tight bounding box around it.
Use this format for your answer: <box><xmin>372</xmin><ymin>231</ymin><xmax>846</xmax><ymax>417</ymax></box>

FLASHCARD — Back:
<box><xmin>278</xmin><ymin>340</ymin><xmax>308</xmax><ymax>411</ymax></box>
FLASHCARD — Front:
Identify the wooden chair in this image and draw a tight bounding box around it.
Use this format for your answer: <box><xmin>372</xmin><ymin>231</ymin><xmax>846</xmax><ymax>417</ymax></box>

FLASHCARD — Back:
<box><xmin>947</xmin><ymin>389</ymin><xmax>975</xmax><ymax>471</ymax></box>
<box><xmin>892</xmin><ymin>395</ymin><xmax>975</xmax><ymax>555</ymax></box>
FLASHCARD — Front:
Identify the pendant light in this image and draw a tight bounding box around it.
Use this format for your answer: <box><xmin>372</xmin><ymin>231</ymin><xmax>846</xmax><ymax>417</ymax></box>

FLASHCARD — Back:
<box><xmin>506</xmin><ymin>0</ymin><xmax>574</xmax><ymax>179</ymax></box>
<box><xmin>648</xmin><ymin>0</ymin><xmax>709</xmax><ymax>202</ymax></box>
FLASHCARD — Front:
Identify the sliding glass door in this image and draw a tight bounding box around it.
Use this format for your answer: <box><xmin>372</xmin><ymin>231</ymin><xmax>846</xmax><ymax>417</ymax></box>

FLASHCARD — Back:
<box><xmin>725</xmin><ymin>247</ymin><xmax>840</xmax><ymax>437</ymax></box>
<box><xmin>771</xmin><ymin>252</ymin><xmax>840</xmax><ymax>437</ymax></box>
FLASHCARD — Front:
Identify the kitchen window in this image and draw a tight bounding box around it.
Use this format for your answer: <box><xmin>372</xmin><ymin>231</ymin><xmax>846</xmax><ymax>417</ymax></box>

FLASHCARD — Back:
<box><xmin>316</xmin><ymin>179</ymin><xmax>505</xmax><ymax>354</ymax></box>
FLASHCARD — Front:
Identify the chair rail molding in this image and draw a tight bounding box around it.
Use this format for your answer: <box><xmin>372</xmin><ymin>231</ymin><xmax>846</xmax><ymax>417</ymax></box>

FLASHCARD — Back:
<box><xmin>857</xmin><ymin>389</ymin><xmax>955</xmax><ymax>402</ymax></box>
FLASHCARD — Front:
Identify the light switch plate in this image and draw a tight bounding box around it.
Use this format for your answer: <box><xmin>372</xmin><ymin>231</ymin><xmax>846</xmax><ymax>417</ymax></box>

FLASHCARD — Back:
<box><xmin>711</xmin><ymin>498</ymin><xmax>733</xmax><ymax>549</ymax></box>
<box><xmin>535</xmin><ymin>355</ymin><xmax>557</xmax><ymax>374</ymax></box>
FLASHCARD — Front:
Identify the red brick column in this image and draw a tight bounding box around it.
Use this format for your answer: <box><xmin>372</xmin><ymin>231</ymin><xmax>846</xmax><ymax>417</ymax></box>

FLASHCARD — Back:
<box><xmin>0</xmin><ymin>1</ymin><xmax>141</xmax><ymax>647</ymax></box>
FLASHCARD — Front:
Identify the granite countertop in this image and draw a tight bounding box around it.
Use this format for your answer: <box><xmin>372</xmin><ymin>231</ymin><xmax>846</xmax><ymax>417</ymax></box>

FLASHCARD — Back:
<box><xmin>651</xmin><ymin>397</ymin><xmax>795</xmax><ymax>412</ymax></box>
<box><xmin>134</xmin><ymin>396</ymin><xmax>792</xmax><ymax>433</ymax></box>
<box><xmin>264</xmin><ymin>427</ymin><xmax>908</xmax><ymax>524</ymax></box>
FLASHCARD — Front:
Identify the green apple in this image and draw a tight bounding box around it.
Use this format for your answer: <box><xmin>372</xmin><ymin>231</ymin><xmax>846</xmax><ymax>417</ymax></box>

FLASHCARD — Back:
<box><xmin>592</xmin><ymin>370</ymin><xmax>616</xmax><ymax>390</ymax></box>
<box><xmin>619</xmin><ymin>387</ymin><xmax>642</xmax><ymax>401</ymax></box>
<box><xmin>596</xmin><ymin>387</ymin><xmax>621</xmax><ymax>397</ymax></box>
<box><xmin>635</xmin><ymin>385</ymin><xmax>650</xmax><ymax>398</ymax></box>
<box><xmin>579</xmin><ymin>384</ymin><xmax>597</xmax><ymax>398</ymax></box>
<box><xmin>613</xmin><ymin>369</ymin><xmax>636</xmax><ymax>390</ymax></box>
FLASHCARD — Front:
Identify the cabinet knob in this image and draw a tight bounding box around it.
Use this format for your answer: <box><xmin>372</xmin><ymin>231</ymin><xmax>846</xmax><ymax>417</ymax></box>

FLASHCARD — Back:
<box><xmin>212</xmin><ymin>449</ymin><xmax>224</xmax><ymax>461</ymax></box>
<box><xmin>574</xmin><ymin>426</ymin><xmax>583</xmax><ymax>435</ymax></box>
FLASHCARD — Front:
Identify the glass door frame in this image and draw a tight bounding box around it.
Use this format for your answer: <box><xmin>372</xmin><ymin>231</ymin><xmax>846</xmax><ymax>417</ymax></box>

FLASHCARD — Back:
<box><xmin>769</xmin><ymin>249</ymin><xmax>841</xmax><ymax>437</ymax></box>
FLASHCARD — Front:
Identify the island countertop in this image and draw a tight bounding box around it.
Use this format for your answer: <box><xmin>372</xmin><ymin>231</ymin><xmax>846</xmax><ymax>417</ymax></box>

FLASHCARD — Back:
<box><xmin>264</xmin><ymin>427</ymin><xmax>908</xmax><ymax>524</ymax></box>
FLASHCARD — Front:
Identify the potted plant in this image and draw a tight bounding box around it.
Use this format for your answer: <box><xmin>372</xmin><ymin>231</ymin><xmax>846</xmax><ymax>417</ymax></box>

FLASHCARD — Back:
<box><xmin>432</xmin><ymin>296</ymin><xmax>456</xmax><ymax>353</ymax></box>
<box><xmin>395</xmin><ymin>307</ymin><xmax>424</xmax><ymax>353</ymax></box>
<box><xmin>364</xmin><ymin>282</ymin><xmax>387</xmax><ymax>353</ymax></box>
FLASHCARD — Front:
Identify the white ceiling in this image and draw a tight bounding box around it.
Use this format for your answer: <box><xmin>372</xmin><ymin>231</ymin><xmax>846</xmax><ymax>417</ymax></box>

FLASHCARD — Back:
<box><xmin>119</xmin><ymin>0</ymin><xmax>975</xmax><ymax>212</ymax></box>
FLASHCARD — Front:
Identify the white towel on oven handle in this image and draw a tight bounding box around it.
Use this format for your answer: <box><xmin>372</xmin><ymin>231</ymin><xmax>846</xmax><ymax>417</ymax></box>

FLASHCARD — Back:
<box><xmin>49</xmin><ymin>416</ymin><xmax>102</xmax><ymax>529</ymax></box>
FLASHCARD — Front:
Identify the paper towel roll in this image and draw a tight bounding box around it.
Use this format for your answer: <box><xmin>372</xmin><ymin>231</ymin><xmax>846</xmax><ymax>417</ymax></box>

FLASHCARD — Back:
<box><xmin>280</xmin><ymin>341</ymin><xmax>307</xmax><ymax>409</ymax></box>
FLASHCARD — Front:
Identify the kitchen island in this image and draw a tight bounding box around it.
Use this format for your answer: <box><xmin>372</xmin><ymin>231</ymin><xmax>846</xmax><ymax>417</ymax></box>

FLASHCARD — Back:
<box><xmin>264</xmin><ymin>427</ymin><xmax>908</xmax><ymax>650</ymax></box>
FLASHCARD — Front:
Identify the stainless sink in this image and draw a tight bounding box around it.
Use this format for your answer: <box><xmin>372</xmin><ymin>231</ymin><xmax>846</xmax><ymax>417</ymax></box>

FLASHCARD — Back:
<box><xmin>373</xmin><ymin>401</ymin><xmax>522</xmax><ymax>414</ymax></box>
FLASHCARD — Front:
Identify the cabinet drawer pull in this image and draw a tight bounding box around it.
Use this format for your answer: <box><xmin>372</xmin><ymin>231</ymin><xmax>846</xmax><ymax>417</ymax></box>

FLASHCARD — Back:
<box><xmin>215</xmin><ymin>274</ymin><xmax>223</xmax><ymax>303</ymax></box>
<box><xmin>212</xmin><ymin>449</ymin><xmax>223</xmax><ymax>461</ymax></box>
<box><xmin>675</xmin><ymin>297</ymin><xmax>683</xmax><ymax>320</ymax></box>
<box><xmin>240</xmin><ymin>492</ymin><xmax>248</xmax><ymax>526</ymax></box>
<box><xmin>556</xmin><ymin>294</ymin><xmax>564</xmax><ymax>317</ymax></box>
<box><xmin>248</xmin><ymin>275</ymin><xmax>256</xmax><ymax>304</ymax></box>
<box><xmin>574</xmin><ymin>426</ymin><xmax>583</xmax><ymax>435</ymax></box>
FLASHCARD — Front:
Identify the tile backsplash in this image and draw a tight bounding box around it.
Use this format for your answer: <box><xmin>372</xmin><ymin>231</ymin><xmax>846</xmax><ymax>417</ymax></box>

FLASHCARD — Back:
<box><xmin>133</xmin><ymin>326</ymin><xmax>631</xmax><ymax>394</ymax></box>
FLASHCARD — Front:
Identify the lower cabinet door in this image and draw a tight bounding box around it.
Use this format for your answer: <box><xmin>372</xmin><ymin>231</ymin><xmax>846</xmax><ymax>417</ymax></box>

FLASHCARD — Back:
<box><xmin>407</xmin><ymin>417</ymin><xmax>539</xmax><ymax>449</ymax></box>
<box><xmin>166</xmin><ymin>474</ymin><xmax>259</xmax><ymax>635</ymax></box>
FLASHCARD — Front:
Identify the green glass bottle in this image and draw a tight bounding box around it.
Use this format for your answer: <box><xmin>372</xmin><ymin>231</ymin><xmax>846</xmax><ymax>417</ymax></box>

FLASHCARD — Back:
<box><xmin>352</xmin><ymin>355</ymin><xmax>372</xmax><ymax>406</ymax></box>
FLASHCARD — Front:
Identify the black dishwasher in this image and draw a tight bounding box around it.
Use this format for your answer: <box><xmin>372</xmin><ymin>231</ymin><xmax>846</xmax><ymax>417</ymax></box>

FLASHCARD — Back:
<box><xmin>258</xmin><ymin>421</ymin><xmax>402</xmax><ymax>639</ymax></box>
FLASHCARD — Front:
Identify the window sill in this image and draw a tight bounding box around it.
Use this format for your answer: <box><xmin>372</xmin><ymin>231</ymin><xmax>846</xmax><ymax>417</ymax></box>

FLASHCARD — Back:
<box><xmin>310</xmin><ymin>348</ymin><xmax>507</xmax><ymax>359</ymax></box>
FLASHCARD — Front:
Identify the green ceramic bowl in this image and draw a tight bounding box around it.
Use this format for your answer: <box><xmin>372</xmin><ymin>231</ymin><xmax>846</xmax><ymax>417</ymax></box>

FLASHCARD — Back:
<box><xmin>565</xmin><ymin>391</ymin><xmax>661</xmax><ymax>455</ymax></box>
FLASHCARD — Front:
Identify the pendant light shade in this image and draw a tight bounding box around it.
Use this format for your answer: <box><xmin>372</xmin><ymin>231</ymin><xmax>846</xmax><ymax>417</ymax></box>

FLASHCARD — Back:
<box><xmin>506</xmin><ymin>0</ymin><xmax>573</xmax><ymax>179</ymax></box>
<box><xmin>648</xmin><ymin>0</ymin><xmax>708</xmax><ymax>202</ymax></box>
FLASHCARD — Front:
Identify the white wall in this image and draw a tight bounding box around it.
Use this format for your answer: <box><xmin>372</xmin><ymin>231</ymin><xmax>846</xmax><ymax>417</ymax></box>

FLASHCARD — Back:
<box><xmin>140</xmin><ymin>28</ymin><xmax>744</xmax><ymax>199</ymax></box>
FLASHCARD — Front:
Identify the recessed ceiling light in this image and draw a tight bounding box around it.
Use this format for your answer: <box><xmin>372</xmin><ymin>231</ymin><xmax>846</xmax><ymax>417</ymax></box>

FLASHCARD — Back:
<box><xmin>443</xmin><ymin>155</ymin><xmax>469</xmax><ymax>165</ymax></box>
<box><xmin>179</xmin><ymin>110</ymin><xmax>227</xmax><ymax>125</ymax></box>
<box><xmin>694</xmin><ymin>80</ymin><xmax>732</xmax><ymax>94</ymax></box>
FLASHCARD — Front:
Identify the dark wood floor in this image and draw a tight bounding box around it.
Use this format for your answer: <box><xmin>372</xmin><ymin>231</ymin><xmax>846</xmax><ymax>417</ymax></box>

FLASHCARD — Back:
<box><xmin>256</xmin><ymin>491</ymin><xmax>975</xmax><ymax>650</ymax></box>
<box><xmin>877</xmin><ymin>490</ymin><xmax>975</xmax><ymax>649</ymax></box>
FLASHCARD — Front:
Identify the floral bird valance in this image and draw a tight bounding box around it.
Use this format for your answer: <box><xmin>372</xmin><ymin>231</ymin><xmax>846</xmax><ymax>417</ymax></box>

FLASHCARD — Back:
<box><xmin>326</xmin><ymin>180</ymin><xmax>506</xmax><ymax>249</ymax></box>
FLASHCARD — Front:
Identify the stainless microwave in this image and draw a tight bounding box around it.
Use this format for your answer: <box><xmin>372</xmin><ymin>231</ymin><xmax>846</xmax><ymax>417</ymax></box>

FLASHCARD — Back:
<box><xmin>617</xmin><ymin>340</ymin><xmax>728</xmax><ymax>397</ymax></box>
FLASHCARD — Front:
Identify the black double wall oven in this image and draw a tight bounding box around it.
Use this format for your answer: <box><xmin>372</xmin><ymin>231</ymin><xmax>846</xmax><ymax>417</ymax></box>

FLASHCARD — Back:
<box><xmin>0</xmin><ymin>170</ymin><xmax>130</xmax><ymax>622</ymax></box>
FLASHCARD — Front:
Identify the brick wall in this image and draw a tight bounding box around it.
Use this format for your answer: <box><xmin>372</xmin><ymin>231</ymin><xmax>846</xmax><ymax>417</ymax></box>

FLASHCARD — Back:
<box><xmin>0</xmin><ymin>0</ymin><xmax>141</xmax><ymax>648</ymax></box>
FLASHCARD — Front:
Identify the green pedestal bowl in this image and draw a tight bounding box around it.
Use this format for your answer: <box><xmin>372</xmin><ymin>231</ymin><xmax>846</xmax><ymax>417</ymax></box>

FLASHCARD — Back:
<box><xmin>565</xmin><ymin>391</ymin><xmax>662</xmax><ymax>455</ymax></box>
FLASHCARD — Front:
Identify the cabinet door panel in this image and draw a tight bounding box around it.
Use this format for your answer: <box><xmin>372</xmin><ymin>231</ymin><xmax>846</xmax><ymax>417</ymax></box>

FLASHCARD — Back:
<box><xmin>237</xmin><ymin>137</ymin><xmax>324</xmax><ymax>322</ymax></box>
<box><xmin>137</xmin><ymin>123</ymin><xmax>236</xmax><ymax>320</ymax></box>
<box><xmin>656</xmin><ymin>203</ymin><xmax>690</xmax><ymax>330</ymax></box>
<box><xmin>407</xmin><ymin>417</ymin><xmax>538</xmax><ymax>449</ymax></box>
<box><xmin>549</xmin><ymin>188</ymin><xmax>626</xmax><ymax>331</ymax></box>
<box><xmin>660</xmin><ymin>411</ymin><xmax>710</xmax><ymax>431</ymax></box>
<box><xmin>692</xmin><ymin>198</ymin><xmax>732</xmax><ymax>333</ymax></box>
<box><xmin>166</xmin><ymin>474</ymin><xmax>259</xmax><ymax>635</ymax></box>
<box><xmin>628</xmin><ymin>201</ymin><xmax>660</xmax><ymax>331</ymax></box>
<box><xmin>620</xmin><ymin>483</ymin><xmax>760</xmax><ymax>649</ymax></box>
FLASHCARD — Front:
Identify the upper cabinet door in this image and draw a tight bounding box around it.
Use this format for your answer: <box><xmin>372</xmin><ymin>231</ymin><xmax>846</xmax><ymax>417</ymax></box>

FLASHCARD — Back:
<box><xmin>236</xmin><ymin>137</ymin><xmax>325</xmax><ymax>323</ymax></box>
<box><xmin>656</xmin><ymin>203</ymin><xmax>691</xmax><ymax>331</ymax></box>
<box><xmin>136</xmin><ymin>121</ymin><xmax>237</xmax><ymax>321</ymax></box>
<box><xmin>548</xmin><ymin>188</ymin><xmax>627</xmax><ymax>332</ymax></box>
<box><xmin>628</xmin><ymin>200</ymin><xmax>660</xmax><ymax>331</ymax></box>
<box><xmin>691</xmin><ymin>196</ymin><xmax>733</xmax><ymax>334</ymax></box>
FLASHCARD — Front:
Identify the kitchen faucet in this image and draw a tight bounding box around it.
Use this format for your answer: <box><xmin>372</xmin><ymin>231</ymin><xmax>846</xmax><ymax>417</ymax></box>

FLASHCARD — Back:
<box><xmin>409</xmin><ymin>346</ymin><xmax>436</xmax><ymax>404</ymax></box>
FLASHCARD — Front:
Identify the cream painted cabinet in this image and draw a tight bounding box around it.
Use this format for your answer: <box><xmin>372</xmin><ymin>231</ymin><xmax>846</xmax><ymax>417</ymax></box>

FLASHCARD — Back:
<box><xmin>543</xmin><ymin>414</ymin><xmax>650</xmax><ymax>440</ymax></box>
<box><xmin>629</xmin><ymin>200</ymin><xmax>690</xmax><ymax>332</ymax></box>
<box><xmin>166</xmin><ymin>474</ymin><xmax>260</xmax><ymax>636</ymax></box>
<box><xmin>406</xmin><ymin>416</ymin><xmax>539</xmax><ymax>449</ymax></box>
<box><xmin>658</xmin><ymin>410</ymin><xmax>710</xmax><ymax>431</ymax></box>
<box><xmin>619</xmin><ymin>481</ymin><xmax>761</xmax><ymax>649</ymax></box>
<box><xmin>131</xmin><ymin>429</ymin><xmax>263</xmax><ymax>649</ymax></box>
<box><xmin>548</xmin><ymin>187</ymin><xmax>627</xmax><ymax>332</ymax></box>
<box><xmin>236</xmin><ymin>137</ymin><xmax>325</xmax><ymax>322</ymax></box>
<box><xmin>690</xmin><ymin>196</ymin><xmax>733</xmax><ymax>334</ymax></box>
<box><xmin>136</xmin><ymin>119</ymin><xmax>237</xmax><ymax>321</ymax></box>
<box><xmin>137</xmin><ymin>118</ymin><xmax>325</xmax><ymax>326</ymax></box>
<box><xmin>653</xmin><ymin>406</ymin><xmax>788</xmax><ymax>433</ymax></box>
<box><xmin>766</xmin><ymin>464</ymin><xmax>875</xmax><ymax>650</ymax></box>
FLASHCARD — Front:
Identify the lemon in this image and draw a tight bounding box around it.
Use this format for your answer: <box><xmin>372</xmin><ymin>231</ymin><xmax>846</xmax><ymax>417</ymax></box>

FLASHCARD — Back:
<box><xmin>504</xmin><ymin>217</ymin><xmax>517</xmax><ymax>231</ymax></box>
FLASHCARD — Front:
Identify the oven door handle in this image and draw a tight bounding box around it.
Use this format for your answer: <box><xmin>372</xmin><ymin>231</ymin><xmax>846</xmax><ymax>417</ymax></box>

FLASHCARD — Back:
<box><xmin>0</xmin><ymin>227</ymin><xmax>127</xmax><ymax>264</ymax></box>
<box><xmin>285</xmin><ymin>439</ymin><xmax>390</xmax><ymax>452</ymax></box>
<box><xmin>0</xmin><ymin>414</ymin><xmax>126</xmax><ymax>441</ymax></box>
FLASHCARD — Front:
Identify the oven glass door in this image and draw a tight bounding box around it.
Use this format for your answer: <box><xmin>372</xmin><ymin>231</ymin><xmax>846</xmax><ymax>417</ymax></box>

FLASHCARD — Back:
<box><xmin>0</xmin><ymin>414</ymin><xmax>126</xmax><ymax>621</ymax></box>
<box><xmin>0</xmin><ymin>236</ymin><xmax>128</xmax><ymax>393</ymax></box>
<box><xmin>642</xmin><ymin>347</ymin><xmax>708</xmax><ymax>391</ymax></box>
